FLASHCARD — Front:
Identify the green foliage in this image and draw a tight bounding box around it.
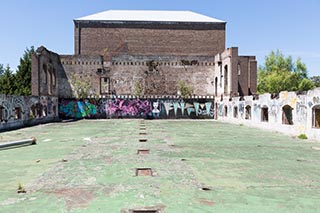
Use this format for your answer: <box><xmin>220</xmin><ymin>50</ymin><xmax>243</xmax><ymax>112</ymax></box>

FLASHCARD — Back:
<box><xmin>297</xmin><ymin>134</ymin><xmax>308</xmax><ymax>140</ymax></box>
<box><xmin>0</xmin><ymin>47</ymin><xmax>34</xmax><ymax>96</ymax></box>
<box><xmin>133</xmin><ymin>81</ymin><xmax>144</xmax><ymax>96</ymax></box>
<box><xmin>299</xmin><ymin>78</ymin><xmax>315</xmax><ymax>91</ymax></box>
<box><xmin>69</xmin><ymin>74</ymin><xmax>92</xmax><ymax>99</ymax></box>
<box><xmin>0</xmin><ymin>64</ymin><xmax>4</xmax><ymax>75</ymax></box>
<box><xmin>0</xmin><ymin>65</ymin><xmax>16</xmax><ymax>95</ymax></box>
<box><xmin>14</xmin><ymin>47</ymin><xmax>35</xmax><ymax>96</ymax></box>
<box><xmin>258</xmin><ymin>50</ymin><xmax>314</xmax><ymax>94</ymax></box>
<box><xmin>310</xmin><ymin>76</ymin><xmax>320</xmax><ymax>87</ymax></box>
<box><xmin>177</xmin><ymin>80</ymin><xmax>193</xmax><ymax>98</ymax></box>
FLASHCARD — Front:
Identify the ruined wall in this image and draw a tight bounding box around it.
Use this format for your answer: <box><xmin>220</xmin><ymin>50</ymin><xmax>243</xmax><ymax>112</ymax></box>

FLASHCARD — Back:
<box><xmin>60</xmin><ymin>55</ymin><xmax>104</xmax><ymax>98</ymax></box>
<box><xmin>59</xmin><ymin>55</ymin><xmax>216</xmax><ymax>97</ymax></box>
<box><xmin>0</xmin><ymin>94</ymin><xmax>58</xmax><ymax>131</ymax></box>
<box><xmin>32</xmin><ymin>46</ymin><xmax>257</xmax><ymax>99</ymax></box>
<box><xmin>32</xmin><ymin>47</ymin><xmax>73</xmax><ymax>98</ymax></box>
<box><xmin>216</xmin><ymin>88</ymin><xmax>320</xmax><ymax>141</ymax></box>
<box><xmin>59</xmin><ymin>96</ymin><xmax>214</xmax><ymax>119</ymax></box>
<box><xmin>74</xmin><ymin>22</ymin><xmax>225</xmax><ymax>57</ymax></box>
<box><xmin>108</xmin><ymin>56</ymin><xmax>215</xmax><ymax>96</ymax></box>
<box><xmin>212</xmin><ymin>48</ymin><xmax>257</xmax><ymax>98</ymax></box>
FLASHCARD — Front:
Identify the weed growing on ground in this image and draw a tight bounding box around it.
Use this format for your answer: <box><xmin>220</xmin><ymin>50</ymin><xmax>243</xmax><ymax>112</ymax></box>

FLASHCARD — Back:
<box><xmin>298</xmin><ymin>134</ymin><xmax>308</xmax><ymax>139</ymax></box>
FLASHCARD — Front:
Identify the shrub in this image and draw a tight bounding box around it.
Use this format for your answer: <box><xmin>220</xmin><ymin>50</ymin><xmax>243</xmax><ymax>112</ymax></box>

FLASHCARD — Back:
<box><xmin>297</xmin><ymin>134</ymin><xmax>308</xmax><ymax>140</ymax></box>
<box><xmin>177</xmin><ymin>80</ymin><xmax>193</xmax><ymax>98</ymax></box>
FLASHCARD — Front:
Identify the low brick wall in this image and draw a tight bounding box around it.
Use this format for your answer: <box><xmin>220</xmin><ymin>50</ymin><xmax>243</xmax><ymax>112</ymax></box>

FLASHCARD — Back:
<box><xmin>59</xmin><ymin>96</ymin><xmax>215</xmax><ymax>119</ymax></box>
<box><xmin>0</xmin><ymin>94</ymin><xmax>59</xmax><ymax>131</ymax></box>
<box><xmin>216</xmin><ymin>88</ymin><xmax>320</xmax><ymax>141</ymax></box>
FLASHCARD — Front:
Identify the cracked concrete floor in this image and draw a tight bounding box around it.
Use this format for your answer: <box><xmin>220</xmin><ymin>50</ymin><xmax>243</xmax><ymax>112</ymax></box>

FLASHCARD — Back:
<box><xmin>0</xmin><ymin>119</ymin><xmax>320</xmax><ymax>212</ymax></box>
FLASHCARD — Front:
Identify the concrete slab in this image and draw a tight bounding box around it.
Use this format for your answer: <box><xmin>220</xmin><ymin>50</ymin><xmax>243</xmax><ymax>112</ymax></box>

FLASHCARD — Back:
<box><xmin>0</xmin><ymin>120</ymin><xmax>320</xmax><ymax>212</ymax></box>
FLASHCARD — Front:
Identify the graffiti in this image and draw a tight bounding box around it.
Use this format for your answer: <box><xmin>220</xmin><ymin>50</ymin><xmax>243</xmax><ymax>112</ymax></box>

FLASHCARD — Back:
<box><xmin>0</xmin><ymin>94</ymin><xmax>58</xmax><ymax>130</ymax></box>
<box><xmin>59</xmin><ymin>99</ymin><xmax>98</xmax><ymax>119</ymax></box>
<box><xmin>239</xmin><ymin>103</ymin><xmax>245</xmax><ymax>118</ymax></box>
<box><xmin>106</xmin><ymin>99</ymin><xmax>151</xmax><ymax>118</ymax></box>
<box><xmin>218</xmin><ymin>103</ymin><xmax>224</xmax><ymax>116</ymax></box>
<box><xmin>296</xmin><ymin>102</ymin><xmax>307</xmax><ymax>122</ymax></box>
<box><xmin>313</xmin><ymin>97</ymin><xmax>320</xmax><ymax>104</ymax></box>
<box><xmin>58</xmin><ymin>98</ymin><xmax>215</xmax><ymax>119</ymax></box>
<box><xmin>152</xmin><ymin>102</ymin><xmax>160</xmax><ymax>118</ymax></box>
<box><xmin>215</xmin><ymin>88</ymin><xmax>320</xmax><ymax>140</ymax></box>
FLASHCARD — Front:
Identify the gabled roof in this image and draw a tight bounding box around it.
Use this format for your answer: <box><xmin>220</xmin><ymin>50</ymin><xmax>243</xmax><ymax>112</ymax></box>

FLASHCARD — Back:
<box><xmin>75</xmin><ymin>10</ymin><xmax>225</xmax><ymax>23</ymax></box>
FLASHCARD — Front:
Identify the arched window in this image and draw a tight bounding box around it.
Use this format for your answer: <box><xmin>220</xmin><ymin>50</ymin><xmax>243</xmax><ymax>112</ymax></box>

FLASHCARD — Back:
<box><xmin>233</xmin><ymin>106</ymin><xmax>238</xmax><ymax>118</ymax></box>
<box><xmin>43</xmin><ymin>64</ymin><xmax>47</xmax><ymax>84</ymax></box>
<box><xmin>215</xmin><ymin>77</ymin><xmax>218</xmax><ymax>97</ymax></box>
<box><xmin>312</xmin><ymin>105</ymin><xmax>320</xmax><ymax>128</ymax></box>
<box><xmin>282</xmin><ymin>105</ymin><xmax>293</xmax><ymax>125</ymax></box>
<box><xmin>237</xmin><ymin>63</ymin><xmax>241</xmax><ymax>75</ymax></box>
<box><xmin>261</xmin><ymin>106</ymin><xmax>268</xmax><ymax>122</ymax></box>
<box><xmin>245</xmin><ymin>105</ymin><xmax>251</xmax><ymax>120</ymax></box>
<box><xmin>224</xmin><ymin>106</ymin><xmax>228</xmax><ymax>117</ymax></box>
<box><xmin>52</xmin><ymin>68</ymin><xmax>56</xmax><ymax>86</ymax></box>
<box><xmin>224</xmin><ymin>65</ymin><xmax>228</xmax><ymax>95</ymax></box>
<box><xmin>14</xmin><ymin>107</ymin><xmax>21</xmax><ymax>120</ymax></box>
<box><xmin>0</xmin><ymin>105</ymin><xmax>3</xmax><ymax>122</ymax></box>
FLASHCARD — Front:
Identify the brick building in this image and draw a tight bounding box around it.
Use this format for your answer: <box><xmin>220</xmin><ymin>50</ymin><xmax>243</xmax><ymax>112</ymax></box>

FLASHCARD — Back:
<box><xmin>32</xmin><ymin>10</ymin><xmax>257</xmax><ymax>98</ymax></box>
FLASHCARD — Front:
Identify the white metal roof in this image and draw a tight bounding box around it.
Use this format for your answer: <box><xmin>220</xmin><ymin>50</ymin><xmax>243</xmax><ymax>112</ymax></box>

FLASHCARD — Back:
<box><xmin>75</xmin><ymin>10</ymin><xmax>225</xmax><ymax>23</ymax></box>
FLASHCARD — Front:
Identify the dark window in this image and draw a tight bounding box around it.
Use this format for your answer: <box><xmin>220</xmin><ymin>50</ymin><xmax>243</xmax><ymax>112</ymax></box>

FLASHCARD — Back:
<box><xmin>282</xmin><ymin>105</ymin><xmax>293</xmax><ymax>125</ymax></box>
<box><xmin>14</xmin><ymin>107</ymin><xmax>21</xmax><ymax>120</ymax></box>
<box><xmin>245</xmin><ymin>105</ymin><xmax>251</xmax><ymax>120</ymax></box>
<box><xmin>43</xmin><ymin>64</ymin><xmax>47</xmax><ymax>84</ymax></box>
<box><xmin>312</xmin><ymin>105</ymin><xmax>320</xmax><ymax>128</ymax></box>
<box><xmin>233</xmin><ymin>106</ymin><xmax>238</xmax><ymax>118</ymax></box>
<box><xmin>224</xmin><ymin>65</ymin><xmax>228</xmax><ymax>95</ymax></box>
<box><xmin>224</xmin><ymin>106</ymin><xmax>228</xmax><ymax>117</ymax></box>
<box><xmin>0</xmin><ymin>106</ymin><xmax>3</xmax><ymax>122</ymax></box>
<box><xmin>43</xmin><ymin>105</ymin><xmax>47</xmax><ymax>117</ymax></box>
<box><xmin>215</xmin><ymin>77</ymin><xmax>218</xmax><ymax>97</ymax></box>
<box><xmin>261</xmin><ymin>107</ymin><xmax>268</xmax><ymax>122</ymax></box>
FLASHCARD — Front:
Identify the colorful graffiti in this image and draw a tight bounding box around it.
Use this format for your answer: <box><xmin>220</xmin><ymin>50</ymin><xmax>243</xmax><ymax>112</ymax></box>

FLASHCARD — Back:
<box><xmin>106</xmin><ymin>99</ymin><xmax>151</xmax><ymax>118</ymax></box>
<box><xmin>59</xmin><ymin>99</ymin><xmax>98</xmax><ymax>119</ymax></box>
<box><xmin>0</xmin><ymin>94</ymin><xmax>58</xmax><ymax>131</ymax></box>
<box><xmin>58</xmin><ymin>98</ymin><xmax>215</xmax><ymax>119</ymax></box>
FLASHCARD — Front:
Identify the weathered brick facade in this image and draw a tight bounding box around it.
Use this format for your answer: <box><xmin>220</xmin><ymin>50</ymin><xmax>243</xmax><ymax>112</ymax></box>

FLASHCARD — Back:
<box><xmin>74</xmin><ymin>22</ymin><xmax>225</xmax><ymax>57</ymax></box>
<box><xmin>32</xmin><ymin>10</ymin><xmax>257</xmax><ymax>98</ymax></box>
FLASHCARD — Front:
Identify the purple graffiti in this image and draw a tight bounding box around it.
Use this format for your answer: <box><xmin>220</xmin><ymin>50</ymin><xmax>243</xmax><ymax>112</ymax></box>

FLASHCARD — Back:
<box><xmin>106</xmin><ymin>99</ymin><xmax>151</xmax><ymax>117</ymax></box>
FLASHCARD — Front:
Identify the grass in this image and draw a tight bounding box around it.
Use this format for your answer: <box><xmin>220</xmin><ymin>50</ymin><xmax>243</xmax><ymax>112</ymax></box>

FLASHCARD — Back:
<box><xmin>0</xmin><ymin>120</ymin><xmax>320</xmax><ymax>212</ymax></box>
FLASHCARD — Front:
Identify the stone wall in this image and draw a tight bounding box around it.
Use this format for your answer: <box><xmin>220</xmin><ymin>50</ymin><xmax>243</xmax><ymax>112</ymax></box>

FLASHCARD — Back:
<box><xmin>33</xmin><ymin>47</ymin><xmax>257</xmax><ymax>99</ymax></box>
<box><xmin>0</xmin><ymin>94</ymin><xmax>59</xmax><ymax>131</ymax></box>
<box><xmin>216</xmin><ymin>88</ymin><xmax>320</xmax><ymax>141</ymax></box>
<box><xmin>74</xmin><ymin>21</ymin><xmax>226</xmax><ymax>57</ymax></box>
<box><xmin>59</xmin><ymin>96</ymin><xmax>214</xmax><ymax>119</ymax></box>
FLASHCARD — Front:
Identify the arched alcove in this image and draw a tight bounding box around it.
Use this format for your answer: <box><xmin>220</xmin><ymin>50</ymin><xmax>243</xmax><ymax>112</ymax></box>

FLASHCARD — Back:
<box><xmin>245</xmin><ymin>105</ymin><xmax>251</xmax><ymax>120</ymax></box>
<box><xmin>312</xmin><ymin>105</ymin><xmax>320</xmax><ymax>128</ymax></box>
<box><xmin>261</xmin><ymin>106</ymin><xmax>269</xmax><ymax>122</ymax></box>
<box><xmin>282</xmin><ymin>105</ymin><xmax>293</xmax><ymax>125</ymax></box>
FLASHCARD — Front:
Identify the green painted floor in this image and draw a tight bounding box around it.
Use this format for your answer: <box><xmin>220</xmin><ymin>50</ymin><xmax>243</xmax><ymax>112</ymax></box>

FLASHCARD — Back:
<box><xmin>0</xmin><ymin>120</ymin><xmax>320</xmax><ymax>212</ymax></box>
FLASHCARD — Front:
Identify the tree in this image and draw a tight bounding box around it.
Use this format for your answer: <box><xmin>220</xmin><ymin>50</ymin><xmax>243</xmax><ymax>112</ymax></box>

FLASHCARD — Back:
<box><xmin>14</xmin><ymin>47</ymin><xmax>35</xmax><ymax>96</ymax></box>
<box><xmin>177</xmin><ymin>80</ymin><xmax>193</xmax><ymax>98</ymax></box>
<box><xmin>310</xmin><ymin>76</ymin><xmax>320</xmax><ymax>87</ymax></box>
<box><xmin>0</xmin><ymin>64</ymin><xmax>4</xmax><ymax>76</ymax></box>
<box><xmin>258</xmin><ymin>50</ymin><xmax>314</xmax><ymax>94</ymax></box>
<box><xmin>133</xmin><ymin>81</ymin><xmax>144</xmax><ymax>96</ymax></box>
<box><xmin>69</xmin><ymin>74</ymin><xmax>93</xmax><ymax>99</ymax></box>
<box><xmin>0</xmin><ymin>65</ymin><xmax>16</xmax><ymax>95</ymax></box>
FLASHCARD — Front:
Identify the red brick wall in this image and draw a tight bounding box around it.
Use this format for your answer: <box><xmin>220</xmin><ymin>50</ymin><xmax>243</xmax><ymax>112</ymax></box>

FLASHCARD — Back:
<box><xmin>74</xmin><ymin>22</ymin><xmax>225</xmax><ymax>57</ymax></box>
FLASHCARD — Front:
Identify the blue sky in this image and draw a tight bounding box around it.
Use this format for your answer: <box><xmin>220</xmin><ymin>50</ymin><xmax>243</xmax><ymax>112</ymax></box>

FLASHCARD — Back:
<box><xmin>0</xmin><ymin>0</ymin><xmax>319</xmax><ymax>76</ymax></box>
